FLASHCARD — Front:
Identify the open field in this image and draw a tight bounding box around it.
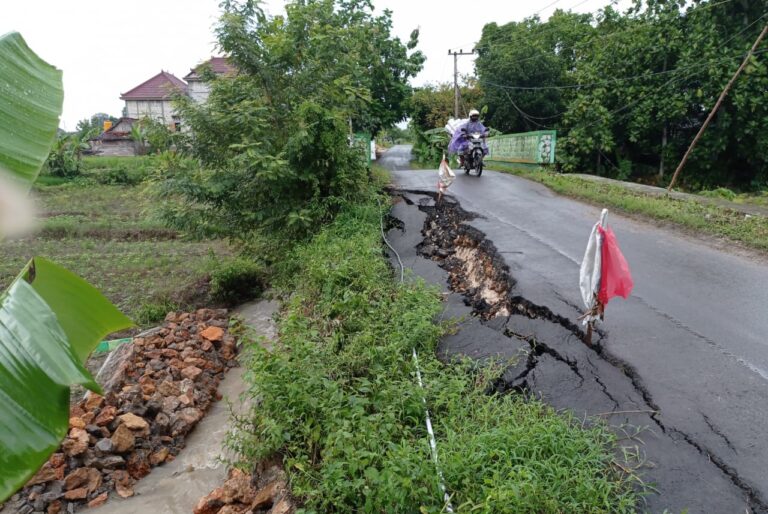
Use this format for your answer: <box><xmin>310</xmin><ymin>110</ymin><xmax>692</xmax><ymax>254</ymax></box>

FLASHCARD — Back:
<box><xmin>0</xmin><ymin>160</ymin><xmax>232</xmax><ymax>327</ymax></box>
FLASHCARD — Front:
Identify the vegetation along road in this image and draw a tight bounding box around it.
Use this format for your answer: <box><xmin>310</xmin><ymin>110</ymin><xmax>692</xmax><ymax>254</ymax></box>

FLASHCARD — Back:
<box><xmin>383</xmin><ymin>144</ymin><xmax>768</xmax><ymax>513</ymax></box>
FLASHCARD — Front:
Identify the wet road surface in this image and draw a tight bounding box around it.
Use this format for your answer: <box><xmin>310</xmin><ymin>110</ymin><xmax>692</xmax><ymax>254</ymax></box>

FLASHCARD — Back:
<box><xmin>381</xmin><ymin>145</ymin><xmax>768</xmax><ymax>513</ymax></box>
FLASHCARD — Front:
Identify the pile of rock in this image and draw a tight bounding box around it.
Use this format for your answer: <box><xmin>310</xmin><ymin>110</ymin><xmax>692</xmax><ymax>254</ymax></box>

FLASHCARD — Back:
<box><xmin>194</xmin><ymin>459</ymin><xmax>294</xmax><ymax>514</ymax></box>
<box><xmin>3</xmin><ymin>308</ymin><xmax>238</xmax><ymax>514</ymax></box>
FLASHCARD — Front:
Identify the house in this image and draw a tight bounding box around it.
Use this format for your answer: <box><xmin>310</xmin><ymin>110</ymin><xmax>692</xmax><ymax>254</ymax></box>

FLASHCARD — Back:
<box><xmin>120</xmin><ymin>71</ymin><xmax>187</xmax><ymax>128</ymax></box>
<box><xmin>89</xmin><ymin>117</ymin><xmax>137</xmax><ymax>156</ymax></box>
<box><xmin>184</xmin><ymin>57</ymin><xmax>236</xmax><ymax>103</ymax></box>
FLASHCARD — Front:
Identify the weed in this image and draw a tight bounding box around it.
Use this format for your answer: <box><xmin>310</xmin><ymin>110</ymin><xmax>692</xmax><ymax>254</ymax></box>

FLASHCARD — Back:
<box><xmin>135</xmin><ymin>298</ymin><xmax>178</xmax><ymax>325</ymax></box>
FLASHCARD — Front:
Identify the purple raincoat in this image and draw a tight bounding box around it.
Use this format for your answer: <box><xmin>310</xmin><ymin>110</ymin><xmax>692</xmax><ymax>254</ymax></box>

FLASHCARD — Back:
<box><xmin>448</xmin><ymin>120</ymin><xmax>489</xmax><ymax>155</ymax></box>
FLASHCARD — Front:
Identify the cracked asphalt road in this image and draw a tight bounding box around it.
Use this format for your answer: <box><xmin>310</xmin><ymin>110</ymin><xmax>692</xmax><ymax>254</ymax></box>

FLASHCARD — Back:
<box><xmin>380</xmin><ymin>145</ymin><xmax>768</xmax><ymax>513</ymax></box>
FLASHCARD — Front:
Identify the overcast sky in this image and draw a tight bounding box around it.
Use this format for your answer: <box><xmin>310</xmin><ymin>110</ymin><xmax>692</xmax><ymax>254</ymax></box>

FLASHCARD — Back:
<box><xmin>1</xmin><ymin>0</ymin><xmax>629</xmax><ymax>129</ymax></box>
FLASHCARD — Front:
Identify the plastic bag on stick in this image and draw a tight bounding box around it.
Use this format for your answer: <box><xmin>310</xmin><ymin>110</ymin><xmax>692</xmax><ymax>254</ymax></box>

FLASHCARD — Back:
<box><xmin>597</xmin><ymin>225</ymin><xmax>633</xmax><ymax>305</ymax></box>
<box><xmin>437</xmin><ymin>155</ymin><xmax>455</xmax><ymax>194</ymax></box>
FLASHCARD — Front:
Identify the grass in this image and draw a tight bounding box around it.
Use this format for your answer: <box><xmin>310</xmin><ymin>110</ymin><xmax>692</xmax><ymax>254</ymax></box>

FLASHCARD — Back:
<box><xmin>1</xmin><ymin>163</ymin><xmax>234</xmax><ymax>327</ymax></box>
<box><xmin>491</xmin><ymin>163</ymin><xmax>768</xmax><ymax>251</ymax></box>
<box><xmin>230</xmin><ymin>191</ymin><xmax>640</xmax><ymax>513</ymax></box>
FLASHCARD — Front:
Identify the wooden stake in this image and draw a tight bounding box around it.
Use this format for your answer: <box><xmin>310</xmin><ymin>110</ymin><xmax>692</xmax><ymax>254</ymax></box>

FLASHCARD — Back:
<box><xmin>667</xmin><ymin>23</ymin><xmax>768</xmax><ymax>191</ymax></box>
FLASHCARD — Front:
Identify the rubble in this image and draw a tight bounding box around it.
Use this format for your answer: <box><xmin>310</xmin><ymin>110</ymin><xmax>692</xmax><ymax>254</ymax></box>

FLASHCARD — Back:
<box><xmin>2</xmin><ymin>308</ymin><xmax>238</xmax><ymax>513</ymax></box>
<box><xmin>194</xmin><ymin>466</ymin><xmax>294</xmax><ymax>514</ymax></box>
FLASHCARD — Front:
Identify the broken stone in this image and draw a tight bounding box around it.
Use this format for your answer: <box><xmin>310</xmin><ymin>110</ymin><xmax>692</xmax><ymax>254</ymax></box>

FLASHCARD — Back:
<box><xmin>93</xmin><ymin>455</ymin><xmax>124</xmax><ymax>470</ymax></box>
<box><xmin>95</xmin><ymin>438</ymin><xmax>113</xmax><ymax>453</ymax></box>
<box><xmin>171</xmin><ymin>407</ymin><xmax>203</xmax><ymax>436</ymax></box>
<box><xmin>251</xmin><ymin>480</ymin><xmax>280</xmax><ymax>510</ymax></box>
<box><xmin>110</xmin><ymin>424</ymin><xmax>135</xmax><ymax>453</ymax></box>
<box><xmin>63</xmin><ymin>487</ymin><xmax>87</xmax><ymax>500</ymax></box>
<box><xmin>27</xmin><ymin>465</ymin><xmax>58</xmax><ymax>486</ymax></box>
<box><xmin>46</xmin><ymin>500</ymin><xmax>62</xmax><ymax>514</ymax></box>
<box><xmin>63</xmin><ymin>466</ymin><xmax>101</xmax><ymax>494</ymax></box>
<box><xmin>149</xmin><ymin>447</ymin><xmax>169</xmax><ymax>466</ymax></box>
<box><xmin>119</xmin><ymin>412</ymin><xmax>149</xmax><ymax>431</ymax></box>
<box><xmin>181</xmin><ymin>366</ymin><xmax>203</xmax><ymax>381</ymax></box>
<box><xmin>126</xmin><ymin>450</ymin><xmax>151</xmax><ymax>480</ymax></box>
<box><xmin>200</xmin><ymin>326</ymin><xmax>224</xmax><ymax>342</ymax></box>
<box><xmin>193</xmin><ymin>487</ymin><xmax>225</xmax><ymax>514</ymax></box>
<box><xmin>113</xmin><ymin>470</ymin><xmax>134</xmax><ymax>498</ymax></box>
<box><xmin>221</xmin><ymin>469</ymin><xmax>256</xmax><ymax>504</ymax></box>
<box><xmin>68</xmin><ymin>417</ymin><xmax>85</xmax><ymax>430</ymax></box>
<box><xmin>271</xmin><ymin>498</ymin><xmax>293</xmax><ymax>514</ymax></box>
<box><xmin>62</xmin><ymin>428</ymin><xmax>89</xmax><ymax>457</ymax></box>
<box><xmin>157</xmin><ymin>380</ymin><xmax>181</xmax><ymax>397</ymax></box>
<box><xmin>94</xmin><ymin>405</ymin><xmax>117</xmax><ymax>427</ymax></box>
<box><xmin>87</xmin><ymin>492</ymin><xmax>108</xmax><ymax>508</ymax></box>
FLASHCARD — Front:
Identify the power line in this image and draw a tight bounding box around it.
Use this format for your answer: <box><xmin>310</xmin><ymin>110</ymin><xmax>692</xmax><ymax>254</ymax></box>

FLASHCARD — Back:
<box><xmin>479</xmin><ymin>45</ymin><xmax>768</xmax><ymax>92</ymax></box>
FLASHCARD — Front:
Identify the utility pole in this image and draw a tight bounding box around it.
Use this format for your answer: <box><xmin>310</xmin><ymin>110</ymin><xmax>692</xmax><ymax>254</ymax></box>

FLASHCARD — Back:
<box><xmin>448</xmin><ymin>49</ymin><xmax>474</xmax><ymax>119</ymax></box>
<box><xmin>667</xmin><ymin>23</ymin><xmax>768</xmax><ymax>191</ymax></box>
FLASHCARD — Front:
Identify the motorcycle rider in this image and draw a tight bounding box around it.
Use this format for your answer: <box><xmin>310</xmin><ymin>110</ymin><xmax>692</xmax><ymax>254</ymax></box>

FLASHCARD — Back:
<box><xmin>449</xmin><ymin>109</ymin><xmax>489</xmax><ymax>166</ymax></box>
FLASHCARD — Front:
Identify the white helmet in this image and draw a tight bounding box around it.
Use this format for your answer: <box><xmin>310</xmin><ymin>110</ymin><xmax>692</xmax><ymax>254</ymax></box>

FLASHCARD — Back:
<box><xmin>469</xmin><ymin>109</ymin><xmax>480</xmax><ymax>117</ymax></box>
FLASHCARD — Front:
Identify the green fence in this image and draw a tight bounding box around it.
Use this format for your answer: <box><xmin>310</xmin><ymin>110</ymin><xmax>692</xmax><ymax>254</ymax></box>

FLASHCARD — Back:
<box><xmin>353</xmin><ymin>132</ymin><xmax>371</xmax><ymax>166</ymax></box>
<box><xmin>486</xmin><ymin>130</ymin><xmax>556</xmax><ymax>165</ymax></box>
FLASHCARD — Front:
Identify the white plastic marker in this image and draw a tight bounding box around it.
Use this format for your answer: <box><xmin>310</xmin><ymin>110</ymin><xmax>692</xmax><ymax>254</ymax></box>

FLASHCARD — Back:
<box><xmin>579</xmin><ymin>208</ymin><xmax>634</xmax><ymax>344</ymax></box>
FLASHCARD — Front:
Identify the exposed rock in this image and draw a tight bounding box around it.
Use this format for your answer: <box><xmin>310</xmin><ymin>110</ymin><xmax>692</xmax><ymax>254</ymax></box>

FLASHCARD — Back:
<box><xmin>119</xmin><ymin>412</ymin><xmax>149</xmax><ymax>431</ymax></box>
<box><xmin>94</xmin><ymin>406</ymin><xmax>117</xmax><ymax>427</ymax></box>
<box><xmin>271</xmin><ymin>498</ymin><xmax>293</xmax><ymax>514</ymax></box>
<box><xmin>251</xmin><ymin>480</ymin><xmax>280</xmax><ymax>510</ymax></box>
<box><xmin>149</xmin><ymin>447</ymin><xmax>169</xmax><ymax>466</ymax></box>
<box><xmin>193</xmin><ymin>487</ymin><xmax>225</xmax><ymax>514</ymax></box>
<box><xmin>63</xmin><ymin>487</ymin><xmax>87</xmax><ymax>500</ymax></box>
<box><xmin>111</xmin><ymin>424</ymin><xmax>135</xmax><ymax>453</ymax></box>
<box><xmin>200</xmin><ymin>326</ymin><xmax>224</xmax><ymax>342</ymax></box>
<box><xmin>87</xmin><ymin>492</ymin><xmax>108</xmax><ymax>508</ymax></box>
<box><xmin>181</xmin><ymin>365</ymin><xmax>203</xmax><ymax>381</ymax></box>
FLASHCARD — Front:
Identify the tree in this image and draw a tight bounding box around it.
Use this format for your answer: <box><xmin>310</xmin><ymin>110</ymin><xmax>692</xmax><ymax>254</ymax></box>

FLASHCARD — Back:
<box><xmin>75</xmin><ymin>112</ymin><xmax>119</xmax><ymax>139</ymax></box>
<box><xmin>157</xmin><ymin>0</ymin><xmax>424</xmax><ymax>246</ymax></box>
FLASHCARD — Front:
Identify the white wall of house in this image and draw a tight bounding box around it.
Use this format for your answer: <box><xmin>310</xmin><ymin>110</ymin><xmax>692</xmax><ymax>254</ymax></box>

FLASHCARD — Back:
<box><xmin>187</xmin><ymin>81</ymin><xmax>210</xmax><ymax>103</ymax></box>
<box><xmin>124</xmin><ymin>100</ymin><xmax>176</xmax><ymax>124</ymax></box>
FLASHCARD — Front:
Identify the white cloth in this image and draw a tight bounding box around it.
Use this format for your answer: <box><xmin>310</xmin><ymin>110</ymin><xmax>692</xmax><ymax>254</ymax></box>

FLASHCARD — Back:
<box><xmin>437</xmin><ymin>157</ymin><xmax>455</xmax><ymax>192</ymax></box>
<box><xmin>579</xmin><ymin>209</ymin><xmax>608</xmax><ymax>324</ymax></box>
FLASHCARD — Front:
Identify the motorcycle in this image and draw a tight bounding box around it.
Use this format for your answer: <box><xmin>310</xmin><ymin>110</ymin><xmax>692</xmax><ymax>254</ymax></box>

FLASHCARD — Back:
<box><xmin>461</xmin><ymin>128</ymin><xmax>487</xmax><ymax>176</ymax></box>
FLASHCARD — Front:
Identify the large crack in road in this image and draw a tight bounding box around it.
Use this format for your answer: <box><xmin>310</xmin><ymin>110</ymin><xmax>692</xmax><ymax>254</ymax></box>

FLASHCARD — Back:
<box><xmin>387</xmin><ymin>190</ymin><xmax>765</xmax><ymax>514</ymax></box>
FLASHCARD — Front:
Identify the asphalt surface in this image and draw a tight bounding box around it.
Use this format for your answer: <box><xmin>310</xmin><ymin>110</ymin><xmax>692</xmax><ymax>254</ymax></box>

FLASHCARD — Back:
<box><xmin>380</xmin><ymin>145</ymin><xmax>768</xmax><ymax>514</ymax></box>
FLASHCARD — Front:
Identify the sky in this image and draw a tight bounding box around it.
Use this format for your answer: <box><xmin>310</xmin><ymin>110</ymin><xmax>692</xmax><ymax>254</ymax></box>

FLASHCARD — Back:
<box><xmin>1</xmin><ymin>0</ymin><xmax>630</xmax><ymax>130</ymax></box>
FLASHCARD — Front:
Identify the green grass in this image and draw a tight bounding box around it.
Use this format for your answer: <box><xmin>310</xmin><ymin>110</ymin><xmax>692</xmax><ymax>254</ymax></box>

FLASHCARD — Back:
<box><xmin>230</xmin><ymin>193</ymin><xmax>640</xmax><ymax>513</ymax></box>
<box><xmin>492</xmin><ymin>163</ymin><xmax>768</xmax><ymax>251</ymax></box>
<box><xmin>2</xmin><ymin>170</ymin><xmax>234</xmax><ymax>326</ymax></box>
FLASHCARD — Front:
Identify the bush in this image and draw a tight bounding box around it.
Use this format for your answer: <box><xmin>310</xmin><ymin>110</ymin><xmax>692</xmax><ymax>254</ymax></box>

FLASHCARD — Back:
<box><xmin>700</xmin><ymin>187</ymin><xmax>737</xmax><ymax>201</ymax></box>
<box><xmin>44</xmin><ymin>133</ymin><xmax>89</xmax><ymax>177</ymax></box>
<box><xmin>210</xmin><ymin>257</ymin><xmax>265</xmax><ymax>306</ymax></box>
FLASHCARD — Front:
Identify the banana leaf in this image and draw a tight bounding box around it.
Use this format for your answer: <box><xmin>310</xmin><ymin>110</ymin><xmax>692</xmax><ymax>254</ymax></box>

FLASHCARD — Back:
<box><xmin>0</xmin><ymin>258</ymin><xmax>133</xmax><ymax>501</ymax></box>
<box><xmin>0</xmin><ymin>32</ymin><xmax>63</xmax><ymax>187</ymax></box>
<box><xmin>0</xmin><ymin>32</ymin><xmax>133</xmax><ymax>502</ymax></box>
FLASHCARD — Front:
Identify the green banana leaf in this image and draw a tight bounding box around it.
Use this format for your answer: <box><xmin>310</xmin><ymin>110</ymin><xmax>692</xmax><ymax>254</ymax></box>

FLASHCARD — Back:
<box><xmin>0</xmin><ymin>258</ymin><xmax>133</xmax><ymax>501</ymax></box>
<box><xmin>0</xmin><ymin>32</ymin><xmax>63</xmax><ymax>188</ymax></box>
<box><xmin>0</xmin><ymin>33</ymin><xmax>133</xmax><ymax>502</ymax></box>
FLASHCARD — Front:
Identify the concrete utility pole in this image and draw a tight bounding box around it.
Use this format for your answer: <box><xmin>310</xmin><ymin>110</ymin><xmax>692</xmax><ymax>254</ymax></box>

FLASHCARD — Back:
<box><xmin>667</xmin><ymin>23</ymin><xmax>768</xmax><ymax>191</ymax></box>
<box><xmin>448</xmin><ymin>49</ymin><xmax>474</xmax><ymax>118</ymax></box>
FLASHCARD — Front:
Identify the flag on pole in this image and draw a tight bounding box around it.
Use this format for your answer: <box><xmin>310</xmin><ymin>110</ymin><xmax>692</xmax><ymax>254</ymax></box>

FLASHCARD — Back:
<box><xmin>579</xmin><ymin>209</ymin><xmax>633</xmax><ymax>328</ymax></box>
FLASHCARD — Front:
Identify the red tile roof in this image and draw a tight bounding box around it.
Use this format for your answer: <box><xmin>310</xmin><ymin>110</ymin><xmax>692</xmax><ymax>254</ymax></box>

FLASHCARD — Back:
<box><xmin>183</xmin><ymin>57</ymin><xmax>236</xmax><ymax>81</ymax></box>
<box><xmin>120</xmin><ymin>71</ymin><xmax>187</xmax><ymax>100</ymax></box>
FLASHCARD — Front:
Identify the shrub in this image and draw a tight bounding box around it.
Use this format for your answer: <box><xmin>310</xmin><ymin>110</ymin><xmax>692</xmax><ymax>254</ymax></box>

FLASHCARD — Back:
<box><xmin>135</xmin><ymin>298</ymin><xmax>177</xmax><ymax>325</ymax></box>
<box><xmin>210</xmin><ymin>257</ymin><xmax>265</xmax><ymax>306</ymax></box>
